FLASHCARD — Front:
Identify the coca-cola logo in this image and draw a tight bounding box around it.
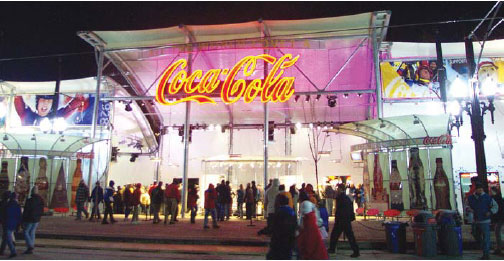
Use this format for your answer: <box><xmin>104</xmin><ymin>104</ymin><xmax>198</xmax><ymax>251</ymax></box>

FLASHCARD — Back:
<box><xmin>423</xmin><ymin>135</ymin><xmax>452</xmax><ymax>145</ymax></box>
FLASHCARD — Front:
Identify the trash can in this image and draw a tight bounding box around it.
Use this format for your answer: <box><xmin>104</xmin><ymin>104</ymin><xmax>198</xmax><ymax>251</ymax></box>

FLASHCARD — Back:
<box><xmin>436</xmin><ymin>210</ymin><xmax>463</xmax><ymax>256</ymax></box>
<box><xmin>383</xmin><ymin>221</ymin><xmax>408</xmax><ymax>253</ymax></box>
<box><xmin>411</xmin><ymin>211</ymin><xmax>437</xmax><ymax>257</ymax></box>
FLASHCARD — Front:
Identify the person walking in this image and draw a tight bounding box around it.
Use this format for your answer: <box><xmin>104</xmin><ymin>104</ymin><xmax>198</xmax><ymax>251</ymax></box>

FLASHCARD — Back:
<box><xmin>89</xmin><ymin>181</ymin><xmax>103</xmax><ymax>221</ymax></box>
<box><xmin>236</xmin><ymin>184</ymin><xmax>244</xmax><ymax>219</ymax></box>
<box><xmin>0</xmin><ymin>191</ymin><xmax>11</xmax><ymax>255</ymax></box>
<box><xmin>468</xmin><ymin>183</ymin><xmax>498</xmax><ymax>259</ymax></box>
<box><xmin>187</xmin><ymin>184</ymin><xmax>199</xmax><ymax>224</ymax></box>
<box><xmin>289</xmin><ymin>185</ymin><xmax>299</xmax><ymax>217</ymax></box>
<box><xmin>75</xmin><ymin>180</ymin><xmax>89</xmax><ymax>220</ymax></box>
<box><xmin>266</xmin><ymin>194</ymin><xmax>297</xmax><ymax>260</ymax></box>
<box><xmin>102</xmin><ymin>180</ymin><xmax>116</xmax><ymax>224</ymax></box>
<box><xmin>113</xmin><ymin>186</ymin><xmax>124</xmax><ymax>214</ymax></box>
<box><xmin>224</xmin><ymin>181</ymin><xmax>232</xmax><ymax>220</ymax></box>
<box><xmin>131</xmin><ymin>183</ymin><xmax>142</xmax><ymax>224</ymax></box>
<box><xmin>491</xmin><ymin>187</ymin><xmax>504</xmax><ymax>255</ymax></box>
<box><xmin>123</xmin><ymin>184</ymin><xmax>133</xmax><ymax>221</ymax></box>
<box><xmin>251</xmin><ymin>181</ymin><xmax>258</xmax><ymax>218</ymax></box>
<box><xmin>151</xmin><ymin>181</ymin><xmax>164</xmax><ymax>224</ymax></box>
<box><xmin>297</xmin><ymin>191</ymin><xmax>328</xmax><ymax>260</ymax></box>
<box><xmin>244</xmin><ymin>183</ymin><xmax>254</xmax><ymax>220</ymax></box>
<box><xmin>5</xmin><ymin>192</ymin><xmax>21</xmax><ymax>258</ymax></box>
<box><xmin>324</xmin><ymin>185</ymin><xmax>335</xmax><ymax>216</ymax></box>
<box><xmin>328</xmin><ymin>183</ymin><xmax>360</xmax><ymax>258</ymax></box>
<box><xmin>203</xmin><ymin>184</ymin><xmax>219</xmax><ymax>229</ymax></box>
<box><xmin>259</xmin><ymin>179</ymin><xmax>280</xmax><ymax>235</ymax></box>
<box><xmin>164</xmin><ymin>179</ymin><xmax>180</xmax><ymax>225</ymax></box>
<box><xmin>22</xmin><ymin>186</ymin><xmax>43</xmax><ymax>254</ymax></box>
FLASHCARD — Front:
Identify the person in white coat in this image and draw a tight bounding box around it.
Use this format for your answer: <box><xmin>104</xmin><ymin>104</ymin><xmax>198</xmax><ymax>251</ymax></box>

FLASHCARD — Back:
<box><xmin>258</xmin><ymin>178</ymin><xmax>280</xmax><ymax>235</ymax></box>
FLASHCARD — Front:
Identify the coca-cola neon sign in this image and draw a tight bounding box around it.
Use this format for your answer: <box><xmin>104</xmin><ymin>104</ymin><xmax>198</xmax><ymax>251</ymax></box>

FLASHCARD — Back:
<box><xmin>423</xmin><ymin>135</ymin><xmax>452</xmax><ymax>145</ymax></box>
<box><xmin>155</xmin><ymin>54</ymin><xmax>299</xmax><ymax>105</ymax></box>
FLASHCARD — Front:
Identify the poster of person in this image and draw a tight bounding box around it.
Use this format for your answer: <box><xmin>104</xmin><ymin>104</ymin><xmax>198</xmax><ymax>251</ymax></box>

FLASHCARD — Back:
<box><xmin>381</xmin><ymin>57</ymin><xmax>504</xmax><ymax>99</ymax></box>
<box><xmin>13</xmin><ymin>93</ymin><xmax>110</xmax><ymax>126</ymax></box>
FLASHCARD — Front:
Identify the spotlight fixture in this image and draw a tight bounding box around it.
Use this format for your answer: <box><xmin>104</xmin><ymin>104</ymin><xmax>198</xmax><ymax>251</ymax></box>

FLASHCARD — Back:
<box><xmin>268</xmin><ymin>121</ymin><xmax>275</xmax><ymax>141</ymax></box>
<box><xmin>125</xmin><ymin>101</ymin><xmax>132</xmax><ymax>112</ymax></box>
<box><xmin>140</xmin><ymin>102</ymin><xmax>145</xmax><ymax>107</ymax></box>
<box><xmin>309</xmin><ymin>123</ymin><xmax>314</xmax><ymax>129</ymax></box>
<box><xmin>130</xmin><ymin>153</ymin><xmax>139</xmax><ymax>162</ymax></box>
<box><xmin>294</xmin><ymin>95</ymin><xmax>300</xmax><ymax>102</ymax></box>
<box><xmin>379</xmin><ymin>121</ymin><xmax>386</xmax><ymax>128</ymax></box>
<box><xmin>357</xmin><ymin>93</ymin><xmax>363</xmax><ymax>97</ymax></box>
<box><xmin>2</xmin><ymin>135</ymin><xmax>7</xmax><ymax>141</ymax></box>
<box><xmin>413</xmin><ymin>116</ymin><xmax>420</xmax><ymax>125</ymax></box>
<box><xmin>305</xmin><ymin>95</ymin><xmax>310</xmax><ymax>103</ymax></box>
<box><xmin>30</xmin><ymin>134</ymin><xmax>36</xmax><ymax>141</ymax></box>
<box><xmin>327</xmin><ymin>95</ymin><xmax>337</xmax><ymax>108</ymax></box>
<box><xmin>315</xmin><ymin>95</ymin><xmax>321</xmax><ymax>101</ymax></box>
<box><xmin>343</xmin><ymin>93</ymin><xmax>349</xmax><ymax>98</ymax></box>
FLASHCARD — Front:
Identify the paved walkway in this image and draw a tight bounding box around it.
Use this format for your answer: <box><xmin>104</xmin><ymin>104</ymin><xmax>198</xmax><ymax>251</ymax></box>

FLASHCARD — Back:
<box><xmin>35</xmin><ymin>214</ymin><xmax>486</xmax><ymax>247</ymax></box>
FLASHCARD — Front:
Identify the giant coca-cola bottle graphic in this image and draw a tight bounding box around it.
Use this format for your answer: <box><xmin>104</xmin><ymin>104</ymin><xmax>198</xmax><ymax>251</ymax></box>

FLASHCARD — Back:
<box><xmin>408</xmin><ymin>148</ymin><xmax>426</xmax><ymax>209</ymax></box>
<box><xmin>433</xmin><ymin>158</ymin><xmax>452</xmax><ymax>209</ymax></box>
<box><xmin>15</xmin><ymin>156</ymin><xmax>30</xmax><ymax>206</ymax></box>
<box><xmin>372</xmin><ymin>154</ymin><xmax>385</xmax><ymax>202</ymax></box>
<box><xmin>0</xmin><ymin>161</ymin><xmax>9</xmax><ymax>196</ymax></box>
<box><xmin>71</xmin><ymin>159</ymin><xmax>83</xmax><ymax>209</ymax></box>
<box><xmin>35</xmin><ymin>158</ymin><xmax>49</xmax><ymax>208</ymax></box>
<box><xmin>49</xmin><ymin>164</ymin><xmax>69</xmax><ymax>212</ymax></box>
<box><xmin>390</xmin><ymin>160</ymin><xmax>404</xmax><ymax>211</ymax></box>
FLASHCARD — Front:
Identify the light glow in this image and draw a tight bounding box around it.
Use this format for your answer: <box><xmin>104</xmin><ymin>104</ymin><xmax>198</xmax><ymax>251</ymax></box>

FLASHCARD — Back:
<box><xmin>39</xmin><ymin>118</ymin><xmax>52</xmax><ymax>133</ymax></box>
<box><xmin>447</xmin><ymin>101</ymin><xmax>461</xmax><ymax>116</ymax></box>
<box><xmin>450</xmin><ymin>76</ymin><xmax>470</xmax><ymax>98</ymax></box>
<box><xmin>156</xmin><ymin>54</ymin><xmax>300</xmax><ymax>105</ymax></box>
<box><xmin>53</xmin><ymin>117</ymin><xmax>67</xmax><ymax>133</ymax></box>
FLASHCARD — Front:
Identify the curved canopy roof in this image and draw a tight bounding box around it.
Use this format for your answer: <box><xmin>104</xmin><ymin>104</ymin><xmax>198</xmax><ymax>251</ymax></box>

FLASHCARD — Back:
<box><xmin>78</xmin><ymin>12</ymin><xmax>391</xmax><ymax>127</ymax></box>
<box><xmin>327</xmin><ymin>114</ymin><xmax>450</xmax><ymax>144</ymax></box>
<box><xmin>0</xmin><ymin>133</ymin><xmax>103</xmax><ymax>157</ymax></box>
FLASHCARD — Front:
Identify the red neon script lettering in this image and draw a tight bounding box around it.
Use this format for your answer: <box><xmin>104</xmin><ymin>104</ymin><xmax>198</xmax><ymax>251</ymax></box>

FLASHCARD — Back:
<box><xmin>155</xmin><ymin>54</ymin><xmax>299</xmax><ymax>105</ymax></box>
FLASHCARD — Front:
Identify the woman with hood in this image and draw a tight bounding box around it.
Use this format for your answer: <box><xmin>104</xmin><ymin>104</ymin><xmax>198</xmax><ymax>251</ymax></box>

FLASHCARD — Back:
<box><xmin>297</xmin><ymin>191</ymin><xmax>328</xmax><ymax>260</ymax></box>
<box><xmin>204</xmin><ymin>184</ymin><xmax>219</xmax><ymax>229</ymax></box>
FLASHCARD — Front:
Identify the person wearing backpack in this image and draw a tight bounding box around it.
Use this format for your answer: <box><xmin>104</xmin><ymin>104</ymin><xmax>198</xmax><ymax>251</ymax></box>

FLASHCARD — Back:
<box><xmin>491</xmin><ymin>187</ymin><xmax>504</xmax><ymax>255</ymax></box>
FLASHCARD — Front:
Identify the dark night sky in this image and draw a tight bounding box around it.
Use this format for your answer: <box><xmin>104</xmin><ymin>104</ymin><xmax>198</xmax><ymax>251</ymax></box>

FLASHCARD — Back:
<box><xmin>0</xmin><ymin>1</ymin><xmax>502</xmax><ymax>82</ymax></box>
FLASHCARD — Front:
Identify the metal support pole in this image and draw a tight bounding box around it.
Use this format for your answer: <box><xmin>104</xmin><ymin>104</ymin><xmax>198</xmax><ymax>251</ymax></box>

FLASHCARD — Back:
<box><xmin>372</xmin><ymin>28</ymin><xmax>383</xmax><ymax>118</ymax></box>
<box><xmin>285</xmin><ymin>122</ymin><xmax>292</xmax><ymax>176</ymax></box>
<box><xmin>435</xmin><ymin>31</ymin><xmax>447</xmax><ymax>103</ymax></box>
<box><xmin>263</xmin><ymin>103</ymin><xmax>269</xmax><ymax>188</ymax></box>
<box><xmin>87</xmin><ymin>47</ymin><xmax>104</xmax><ymax>189</ymax></box>
<box><xmin>228</xmin><ymin>126</ymin><xmax>234</xmax><ymax>182</ymax></box>
<box><xmin>465</xmin><ymin>38</ymin><xmax>489</xmax><ymax>193</ymax></box>
<box><xmin>181</xmin><ymin>102</ymin><xmax>191</xmax><ymax>218</ymax></box>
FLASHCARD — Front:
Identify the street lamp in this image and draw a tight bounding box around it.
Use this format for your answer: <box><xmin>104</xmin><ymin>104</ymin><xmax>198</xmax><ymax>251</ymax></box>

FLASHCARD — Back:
<box><xmin>447</xmin><ymin>38</ymin><xmax>497</xmax><ymax>193</ymax></box>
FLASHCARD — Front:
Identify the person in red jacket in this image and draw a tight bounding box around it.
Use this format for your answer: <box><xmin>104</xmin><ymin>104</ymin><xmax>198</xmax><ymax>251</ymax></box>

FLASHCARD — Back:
<box><xmin>204</xmin><ymin>184</ymin><xmax>219</xmax><ymax>229</ymax></box>
<box><xmin>131</xmin><ymin>183</ymin><xmax>142</xmax><ymax>224</ymax></box>
<box><xmin>164</xmin><ymin>179</ymin><xmax>180</xmax><ymax>225</ymax></box>
<box><xmin>187</xmin><ymin>184</ymin><xmax>199</xmax><ymax>224</ymax></box>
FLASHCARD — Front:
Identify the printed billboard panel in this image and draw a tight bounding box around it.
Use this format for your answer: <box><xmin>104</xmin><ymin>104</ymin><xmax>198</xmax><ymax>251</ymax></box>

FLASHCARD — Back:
<box><xmin>13</xmin><ymin>94</ymin><xmax>110</xmax><ymax>126</ymax></box>
<box><xmin>381</xmin><ymin>58</ymin><xmax>504</xmax><ymax>99</ymax></box>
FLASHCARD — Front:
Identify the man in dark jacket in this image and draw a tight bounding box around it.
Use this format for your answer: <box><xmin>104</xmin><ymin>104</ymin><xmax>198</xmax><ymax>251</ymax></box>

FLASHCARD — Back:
<box><xmin>22</xmin><ymin>186</ymin><xmax>44</xmax><ymax>254</ymax></box>
<box><xmin>89</xmin><ymin>181</ymin><xmax>103</xmax><ymax>221</ymax></box>
<box><xmin>224</xmin><ymin>181</ymin><xmax>232</xmax><ymax>220</ymax></box>
<box><xmin>75</xmin><ymin>180</ymin><xmax>89</xmax><ymax>220</ymax></box>
<box><xmin>151</xmin><ymin>181</ymin><xmax>164</xmax><ymax>224</ymax></box>
<box><xmin>469</xmin><ymin>183</ymin><xmax>498</xmax><ymax>259</ymax></box>
<box><xmin>0</xmin><ymin>191</ymin><xmax>11</xmax><ymax>255</ymax></box>
<box><xmin>102</xmin><ymin>180</ymin><xmax>116</xmax><ymax>224</ymax></box>
<box><xmin>491</xmin><ymin>187</ymin><xmax>504</xmax><ymax>255</ymax></box>
<box><xmin>328</xmin><ymin>183</ymin><xmax>360</xmax><ymax>258</ymax></box>
<box><xmin>236</xmin><ymin>184</ymin><xmax>244</xmax><ymax>219</ymax></box>
<box><xmin>266</xmin><ymin>194</ymin><xmax>296</xmax><ymax>260</ymax></box>
<box><xmin>5</xmin><ymin>192</ymin><xmax>21</xmax><ymax>258</ymax></box>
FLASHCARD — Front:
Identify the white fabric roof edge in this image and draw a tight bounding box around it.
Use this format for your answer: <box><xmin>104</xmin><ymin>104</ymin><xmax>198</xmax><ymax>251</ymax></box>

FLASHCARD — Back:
<box><xmin>383</xmin><ymin>39</ymin><xmax>504</xmax><ymax>60</ymax></box>
<box><xmin>0</xmin><ymin>77</ymin><xmax>118</xmax><ymax>95</ymax></box>
<box><xmin>78</xmin><ymin>12</ymin><xmax>391</xmax><ymax>50</ymax></box>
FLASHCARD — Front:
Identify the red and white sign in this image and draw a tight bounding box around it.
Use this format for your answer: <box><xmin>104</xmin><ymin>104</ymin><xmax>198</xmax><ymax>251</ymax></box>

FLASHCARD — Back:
<box><xmin>423</xmin><ymin>135</ymin><xmax>452</xmax><ymax>145</ymax></box>
<box><xmin>76</xmin><ymin>152</ymin><xmax>94</xmax><ymax>159</ymax></box>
